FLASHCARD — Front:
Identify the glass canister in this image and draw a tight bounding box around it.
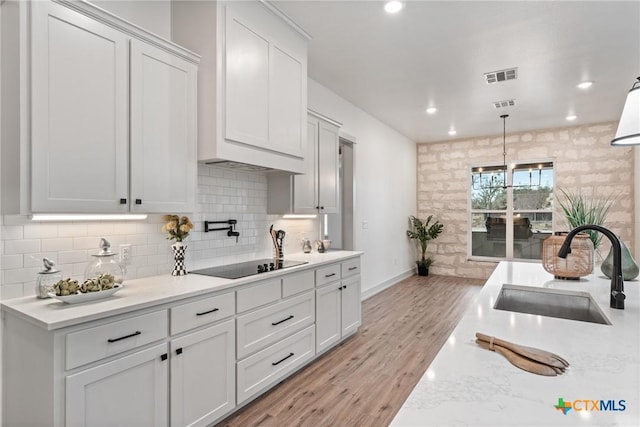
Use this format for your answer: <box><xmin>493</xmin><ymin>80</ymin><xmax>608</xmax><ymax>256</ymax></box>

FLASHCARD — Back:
<box><xmin>84</xmin><ymin>238</ymin><xmax>124</xmax><ymax>291</ymax></box>
<box><xmin>302</xmin><ymin>238</ymin><xmax>312</xmax><ymax>253</ymax></box>
<box><xmin>36</xmin><ymin>258</ymin><xmax>62</xmax><ymax>298</ymax></box>
<box><xmin>542</xmin><ymin>232</ymin><xmax>594</xmax><ymax>279</ymax></box>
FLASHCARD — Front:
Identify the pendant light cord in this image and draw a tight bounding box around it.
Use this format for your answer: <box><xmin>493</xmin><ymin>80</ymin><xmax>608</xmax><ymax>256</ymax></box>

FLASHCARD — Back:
<box><xmin>501</xmin><ymin>114</ymin><xmax>509</xmax><ymax>189</ymax></box>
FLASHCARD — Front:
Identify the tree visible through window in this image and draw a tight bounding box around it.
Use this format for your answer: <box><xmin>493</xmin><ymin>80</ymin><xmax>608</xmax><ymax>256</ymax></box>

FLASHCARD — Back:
<box><xmin>470</xmin><ymin>161</ymin><xmax>554</xmax><ymax>260</ymax></box>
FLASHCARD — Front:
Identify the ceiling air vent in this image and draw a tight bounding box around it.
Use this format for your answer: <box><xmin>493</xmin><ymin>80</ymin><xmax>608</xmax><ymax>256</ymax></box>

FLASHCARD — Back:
<box><xmin>484</xmin><ymin>67</ymin><xmax>518</xmax><ymax>84</ymax></box>
<box><xmin>493</xmin><ymin>99</ymin><xmax>516</xmax><ymax>109</ymax></box>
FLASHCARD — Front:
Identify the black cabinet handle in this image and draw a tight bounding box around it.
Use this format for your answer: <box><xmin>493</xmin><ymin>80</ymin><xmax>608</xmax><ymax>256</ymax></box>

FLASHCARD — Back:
<box><xmin>271</xmin><ymin>315</ymin><xmax>294</xmax><ymax>326</ymax></box>
<box><xmin>320</xmin><ymin>206</ymin><xmax>325</xmax><ymax>210</ymax></box>
<box><xmin>272</xmin><ymin>352</ymin><xmax>294</xmax><ymax>366</ymax></box>
<box><xmin>160</xmin><ymin>353</ymin><xmax>168</xmax><ymax>361</ymax></box>
<box><xmin>196</xmin><ymin>308</ymin><xmax>219</xmax><ymax>316</ymax></box>
<box><xmin>325</xmin><ymin>273</ymin><xmax>336</xmax><ymax>278</ymax></box>
<box><xmin>120</xmin><ymin>198</ymin><xmax>127</xmax><ymax>204</ymax></box>
<box><xmin>107</xmin><ymin>331</ymin><xmax>141</xmax><ymax>343</ymax></box>
<box><xmin>339</xmin><ymin>286</ymin><xmax>344</xmax><ymax>290</ymax></box>
<box><xmin>343</xmin><ymin>285</ymin><xmax>347</xmax><ymax>289</ymax></box>
<box><xmin>176</xmin><ymin>348</ymin><xmax>183</xmax><ymax>355</ymax></box>
<box><xmin>135</xmin><ymin>199</ymin><xmax>142</xmax><ymax>205</ymax></box>
<box><xmin>348</xmin><ymin>267</ymin><xmax>358</xmax><ymax>271</ymax></box>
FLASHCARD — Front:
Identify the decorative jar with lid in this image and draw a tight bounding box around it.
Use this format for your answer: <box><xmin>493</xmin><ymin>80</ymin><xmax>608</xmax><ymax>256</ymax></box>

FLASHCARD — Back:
<box><xmin>84</xmin><ymin>238</ymin><xmax>124</xmax><ymax>290</ymax></box>
<box><xmin>36</xmin><ymin>258</ymin><xmax>62</xmax><ymax>298</ymax></box>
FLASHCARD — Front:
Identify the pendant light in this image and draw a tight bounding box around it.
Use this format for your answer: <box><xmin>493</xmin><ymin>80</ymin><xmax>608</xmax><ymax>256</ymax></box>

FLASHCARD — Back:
<box><xmin>472</xmin><ymin>114</ymin><xmax>544</xmax><ymax>190</ymax></box>
<box><xmin>611</xmin><ymin>77</ymin><xmax>640</xmax><ymax>146</ymax></box>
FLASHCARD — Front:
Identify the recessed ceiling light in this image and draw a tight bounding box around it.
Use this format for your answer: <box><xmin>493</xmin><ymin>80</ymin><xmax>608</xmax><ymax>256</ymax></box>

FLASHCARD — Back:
<box><xmin>425</xmin><ymin>107</ymin><xmax>438</xmax><ymax>114</ymax></box>
<box><xmin>448</xmin><ymin>129</ymin><xmax>457</xmax><ymax>136</ymax></box>
<box><xmin>384</xmin><ymin>1</ymin><xmax>404</xmax><ymax>14</ymax></box>
<box><xmin>566</xmin><ymin>114</ymin><xmax>577</xmax><ymax>121</ymax></box>
<box><xmin>577</xmin><ymin>81</ymin><xmax>594</xmax><ymax>89</ymax></box>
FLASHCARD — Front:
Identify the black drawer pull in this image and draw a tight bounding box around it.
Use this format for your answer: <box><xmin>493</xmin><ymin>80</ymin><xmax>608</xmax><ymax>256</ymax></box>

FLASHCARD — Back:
<box><xmin>119</xmin><ymin>198</ymin><xmax>127</xmax><ymax>204</ymax></box>
<box><xmin>272</xmin><ymin>352</ymin><xmax>294</xmax><ymax>366</ymax></box>
<box><xmin>176</xmin><ymin>348</ymin><xmax>183</xmax><ymax>355</ymax></box>
<box><xmin>160</xmin><ymin>353</ymin><xmax>168</xmax><ymax>361</ymax></box>
<box><xmin>325</xmin><ymin>273</ymin><xmax>336</xmax><ymax>278</ymax></box>
<box><xmin>107</xmin><ymin>331</ymin><xmax>141</xmax><ymax>343</ymax></box>
<box><xmin>339</xmin><ymin>286</ymin><xmax>344</xmax><ymax>290</ymax></box>
<box><xmin>348</xmin><ymin>266</ymin><xmax>358</xmax><ymax>271</ymax></box>
<box><xmin>196</xmin><ymin>308</ymin><xmax>219</xmax><ymax>316</ymax></box>
<box><xmin>135</xmin><ymin>199</ymin><xmax>142</xmax><ymax>205</ymax></box>
<box><xmin>271</xmin><ymin>315</ymin><xmax>294</xmax><ymax>326</ymax></box>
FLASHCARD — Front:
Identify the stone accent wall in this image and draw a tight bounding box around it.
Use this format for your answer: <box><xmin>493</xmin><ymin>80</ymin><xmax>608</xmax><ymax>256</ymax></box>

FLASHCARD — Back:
<box><xmin>417</xmin><ymin>121</ymin><xmax>634</xmax><ymax>280</ymax></box>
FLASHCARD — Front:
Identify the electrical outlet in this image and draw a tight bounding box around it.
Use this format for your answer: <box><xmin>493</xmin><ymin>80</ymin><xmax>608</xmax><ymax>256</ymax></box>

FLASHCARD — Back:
<box><xmin>119</xmin><ymin>244</ymin><xmax>132</xmax><ymax>265</ymax></box>
<box><xmin>362</xmin><ymin>220</ymin><xmax>369</xmax><ymax>229</ymax></box>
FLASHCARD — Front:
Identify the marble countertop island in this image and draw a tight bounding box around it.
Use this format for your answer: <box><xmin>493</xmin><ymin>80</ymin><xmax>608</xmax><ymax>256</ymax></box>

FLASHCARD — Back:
<box><xmin>392</xmin><ymin>261</ymin><xmax>640</xmax><ymax>426</ymax></box>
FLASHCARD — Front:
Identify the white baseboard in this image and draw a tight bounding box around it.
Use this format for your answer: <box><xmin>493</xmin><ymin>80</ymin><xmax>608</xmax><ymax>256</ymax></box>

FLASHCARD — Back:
<box><xmin>361</xmin><ymin>268</ymin><xmax>414</xmax><ymax>300</ymax></box>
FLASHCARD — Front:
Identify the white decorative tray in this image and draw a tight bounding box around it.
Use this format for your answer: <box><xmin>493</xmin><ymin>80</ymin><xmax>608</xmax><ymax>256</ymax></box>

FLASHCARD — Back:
<box><xmin>48</xmin><ymin>285</ymin><xmax>124</xmax><ymax>304</ymax></box>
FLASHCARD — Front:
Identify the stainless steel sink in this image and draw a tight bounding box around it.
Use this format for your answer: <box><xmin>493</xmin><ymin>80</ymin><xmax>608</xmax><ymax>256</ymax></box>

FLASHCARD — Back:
<box><xmin>494</xmin><ymin>284</ymin><xmax>611</xmax><ymax>325</ymax></box>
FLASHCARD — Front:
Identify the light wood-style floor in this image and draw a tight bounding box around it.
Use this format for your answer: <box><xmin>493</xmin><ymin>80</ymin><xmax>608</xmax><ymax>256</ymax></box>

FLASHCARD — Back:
<box><xmin>218</xmin><ymin>274</ymin><xmax>484</xmax><ymax>427</ymax></box>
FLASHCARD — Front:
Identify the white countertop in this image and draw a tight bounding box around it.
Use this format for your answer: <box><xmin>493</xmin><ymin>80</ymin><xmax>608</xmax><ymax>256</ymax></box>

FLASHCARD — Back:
<box><xmin>392</xmin><ymin>261</ymin><xmax>640</xmax><ymax>426</ymax></box>
<box><xmin>0</xmin><ymin>250</ymin><xmax>362</xmax><ymax>331</ymax></box>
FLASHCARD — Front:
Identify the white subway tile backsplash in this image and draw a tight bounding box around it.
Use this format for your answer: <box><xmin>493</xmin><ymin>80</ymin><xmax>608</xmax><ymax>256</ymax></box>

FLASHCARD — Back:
<box><xmin>1</xmin><ymin>255</ymin><xmax>23</xmax><ymax>270</ymax></box>
<box><xmin>58</xmin><ymin>250</ymin><xmax>90</xmax><ymax>264</ymax></box>
<box><xmin>87</xmin><ymin>223</ymin><xmax>115</xmax><ymax>236</ymax></box>
<box><xmin>1</xmin><ymin>225</ymin><xmax>24</xmax><ymax>240</ymax></box>
<box><xmin>4</xmin><ymin>239</ymin><xmax>41</xmax><ymax>255</ymax></box>
<box><xmin>1</xmin><ymin>165</ymin><xmax>318</xmax><ymax>299</ymax></box>
<box><xmin>41</xmin><ymin>238</ymin><xmax>74</xmax><ymax>252</ymax></box>
<box><xmin>4</xmin><ymin>267</ymin><xmax>42</xmax><ymax>284</ymax></box>
<box><xmin>73</xmin><ymin>236</ymin><xmax>102</xmax><ymax>250</ymax></box>
<box><xmin>23</xmin><ymin>224</ymin><xmax>59</xmax><ymax>239</ymax></box>
<box><xmin>58</xmin><ymin>224</ymin><xmax>88</xmax><ymax>237</ymax></box>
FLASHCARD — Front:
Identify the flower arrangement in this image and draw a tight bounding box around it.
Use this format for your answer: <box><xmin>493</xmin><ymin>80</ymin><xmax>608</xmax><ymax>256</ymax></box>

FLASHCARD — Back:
<box><xmin>162</xmin><ymin>215</ymin><xmax>194</xmax><ymax>242</ymax></box>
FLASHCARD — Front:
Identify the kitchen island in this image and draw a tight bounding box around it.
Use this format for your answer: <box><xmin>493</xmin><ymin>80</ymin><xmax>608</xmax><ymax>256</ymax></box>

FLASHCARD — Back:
<box><xmin>392</xmin><ymin>261</ymin><xmax>640</xmax><ymax>426</ymax></box>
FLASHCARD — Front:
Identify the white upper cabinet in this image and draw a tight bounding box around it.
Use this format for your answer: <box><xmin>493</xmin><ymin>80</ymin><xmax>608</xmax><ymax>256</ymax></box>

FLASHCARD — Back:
<box><xmin>172</xmin><ymin>0</ymin><xmax>309</xmax><ymax>174</ymax></box>
<box><xmin>130</xmin><ymin>39</ymin><xmax>197</xmax><ymax>213</ymax></box>
<box><xmin>30</xmin><ymin>0</ymin><xmax>130</xmax><ymax>213</ymax></box>
<box><xmin>268</xmin><ymin>112</ymin><xmax>340</xmax><ymax>214</ymax></box>
<box><xmin>1</xmin><ymin>0</ymin><xmax>199</xmax><ymax>214</ymax></box>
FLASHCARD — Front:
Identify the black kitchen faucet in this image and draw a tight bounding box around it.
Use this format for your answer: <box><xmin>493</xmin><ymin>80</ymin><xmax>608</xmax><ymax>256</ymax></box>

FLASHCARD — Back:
<box><xmin>558</xmin><ymin>225</ymin><xmax>625</xmax><ymax>309</ymax></box>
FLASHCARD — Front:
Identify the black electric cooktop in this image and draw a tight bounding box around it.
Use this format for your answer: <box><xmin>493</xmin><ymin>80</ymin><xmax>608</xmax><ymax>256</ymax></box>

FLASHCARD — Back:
<box><xmin>191</xmin><ymin>259</ymin><xmax>308</xmax><ymax>279</ymax></box>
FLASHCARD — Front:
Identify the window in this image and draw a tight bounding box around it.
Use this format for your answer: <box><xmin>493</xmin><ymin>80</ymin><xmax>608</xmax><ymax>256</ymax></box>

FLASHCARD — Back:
<box><xmin>470</xmin><ymin>161</ymin><xmax>554</xmax><ymax>260</ymax></box>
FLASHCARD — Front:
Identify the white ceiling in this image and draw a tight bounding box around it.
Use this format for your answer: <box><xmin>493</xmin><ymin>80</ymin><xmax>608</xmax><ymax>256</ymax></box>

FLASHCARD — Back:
<box><xmin>273</xmin><ymin>0</ymin><xmax>640</xmax><ymax>143</ymax></box>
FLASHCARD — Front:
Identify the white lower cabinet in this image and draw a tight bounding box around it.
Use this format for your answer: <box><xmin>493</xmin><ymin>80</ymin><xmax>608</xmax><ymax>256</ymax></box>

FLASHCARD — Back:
<box><xmin>1</xmin><ymin>256</ymin><xmax>362</xmax><ymax>427</ymax></box>
<box><xmin>66</xmin><ymin>343</ymin><xmax>169</xmax><ymax>427</ymax></box>
<box><xmin>237</xmin><ymin>326</ymin><xmax>315</xmax><ymax>404</ymax></box>
<box><xmin>170</xmin><ymin>320</ymin><xmax>235</xmax><ymax>427</ymax></box>
<box><xmin>315</xmin><ymin>265</ymin><xmax>362</xmax><ymax>354</ymax></box>
<box><xmin>315</xmin><ymin>282</ymin><xmax>342</xmax><ymax>352</ymax></box>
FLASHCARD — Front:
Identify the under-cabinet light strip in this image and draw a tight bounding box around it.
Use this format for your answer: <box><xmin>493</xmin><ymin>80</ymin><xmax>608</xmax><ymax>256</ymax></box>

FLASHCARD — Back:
<box><xmin>282</xmin><ymin>214</ymin><xmax>318</xmax><ymax>219</ymax></box>
<box><xmin>30</xmin><ymin>214</ymin><xmax>148</xmax><ymax>221</ymax></box>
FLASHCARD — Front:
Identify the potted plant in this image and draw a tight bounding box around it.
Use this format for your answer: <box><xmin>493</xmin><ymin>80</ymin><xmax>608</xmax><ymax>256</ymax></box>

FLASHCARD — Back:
<box><xmin>407</xmin><ymin>215</ymin><xmax>444</xmax><ymax>276</ymax></box>
<box><xmin>557</xmin><ymin>188</ymin><xmax>616</xmax><ymax>252</ymax></box>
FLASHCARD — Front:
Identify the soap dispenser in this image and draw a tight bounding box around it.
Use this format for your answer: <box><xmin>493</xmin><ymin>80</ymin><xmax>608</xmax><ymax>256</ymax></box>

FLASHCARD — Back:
<box><xmin>36</xmin><ymin>258</ymin><xmax>62</xmax><ymax>298</ymax></box>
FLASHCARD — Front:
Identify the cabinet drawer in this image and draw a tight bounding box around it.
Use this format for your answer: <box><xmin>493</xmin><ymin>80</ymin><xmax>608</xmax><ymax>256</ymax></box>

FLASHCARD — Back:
<box><xmin>171</xmin><ymin>292</ymin><xmax>235</xmax><ymax>335</ymax></box>
<box><xmin>282</xmin><ymin>269</ymin><xmax>314</xmax><ymax>298</ymax></box>
<box><xmin>341</xmin><ymin>258</ymin><xmax>361</xmax><ymax>278</ymax></box>
<box><xmin>237</xmin><ymin>292</ymin><xmax>314</xmax><ymax>359</ymax></box>
<box><xmin>237</xmin><ymin>325</ymin><xmax>315</xmax><ymax>404</ymax></box>
<box><xmin>66</xmin><ymin>310</ymin><xmax>168</xmax><ymax>370</ymax></box>
<box><xmin>237</xmin><ymin>278</ymin><xmax>281</xmax><ymax>313</ymax></box>
<box><xmin>315</xmin><ymin>263</ymin><xmax>341</xmax><ymax>286</ymax></box>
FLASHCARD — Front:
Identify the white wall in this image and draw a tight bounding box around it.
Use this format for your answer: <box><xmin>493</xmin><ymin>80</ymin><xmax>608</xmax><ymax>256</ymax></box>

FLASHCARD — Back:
<box><xmin>308</xmin><ymin>79</ymin><xmax>417</xmax><ymax>298</ymax></box>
